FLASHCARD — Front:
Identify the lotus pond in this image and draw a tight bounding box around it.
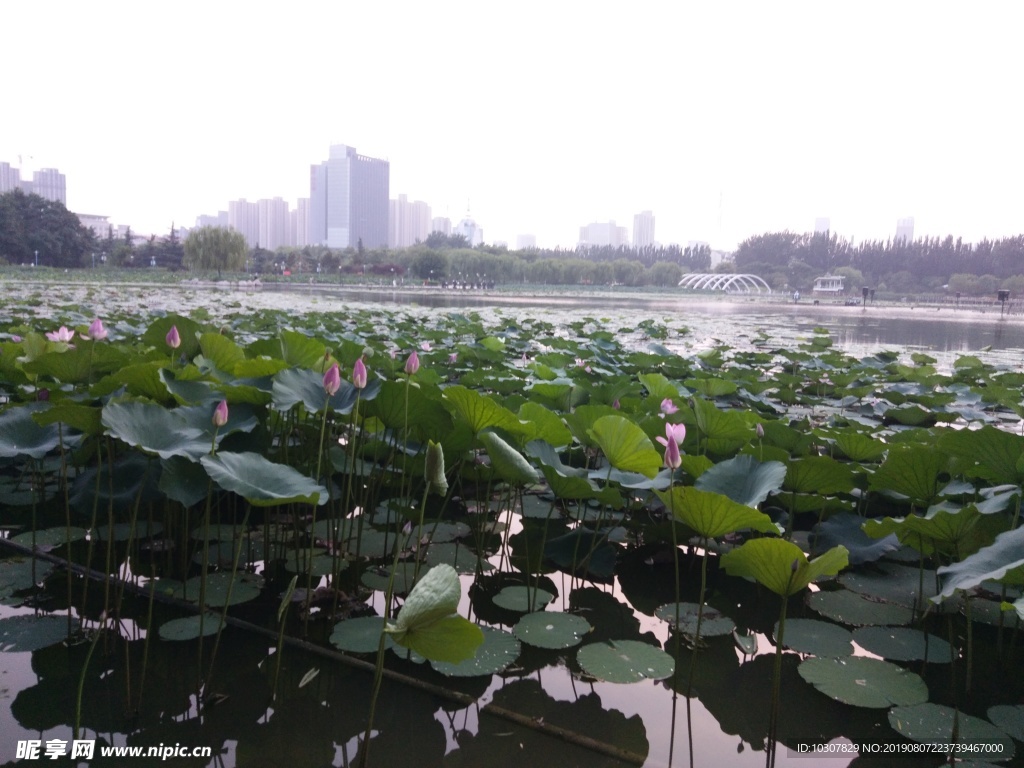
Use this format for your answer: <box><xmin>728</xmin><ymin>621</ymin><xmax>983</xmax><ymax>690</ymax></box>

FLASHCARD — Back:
<box><xmin>1</xmin><ymin>282</ymin><xmax>1024</xmax><ymax>767</ymax></box>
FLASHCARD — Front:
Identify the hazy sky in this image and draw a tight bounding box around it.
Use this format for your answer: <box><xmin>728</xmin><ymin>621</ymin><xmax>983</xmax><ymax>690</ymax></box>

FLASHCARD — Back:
<box><xmin>5</xmin><ymin>2</ymin><xmax>1022</xmax><ymax>251</ymax></box>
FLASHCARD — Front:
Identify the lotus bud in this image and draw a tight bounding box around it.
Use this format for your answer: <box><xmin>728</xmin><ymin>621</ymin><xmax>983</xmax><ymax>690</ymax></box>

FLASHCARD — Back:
<box><xmin>613</xmin><ymin>399</ymin><xmax>620</xmax><ymax>409</ymax></box>
<box><xmin>405</xmin><ymin>351</ymin><xmax>420</xmax><ymax>376</ymax></box>
<box><xmin>212</xmin><ymin>399</ymin><xmax>229</xmax><ymax>427</ymax></box>
<box><xmin>448</xmin><ymin>352</ymin><xmax>458</xmax><ymax>364</ymax></box>
<box><xmin>86</xmin><ymin>318</ymin><xmax>108</xmax><ymax>341</ymax></box>
<box><xmin>166</xmin><ymin>325</ymin><xmax>181</xmax><ymax>350</ymax></box>
<box><xmin>37</xmin><ymin>388</ymin><xmax>50</xmax><ymax>402</ymax></box>
<box><xmin>425</xmin><ymin>440</ymin><xmax>448</xmax><ymax>496</ymax></box>
<box><xmin>323</xmin><ymin>362</ymin><xmax>341</xmax><ymax>396</ymax></box>
<box><xmin>352</xmin><ymin>357</ymin><xmax>367</xmax><ymax>390</ymax></box>
<box><xmin>756</xmin><ymin>422</ymin><xmax>765</xmax><ymax>439</ymax></box>
<box><xmin>660</xmin><ymin>398</ymin><xmax>679</xmax><ymax>415</ymax></box>
<box><xmin>664</xmin><ymin>434</ymin><xmax>682</xmax><ymax>469</ymax></box>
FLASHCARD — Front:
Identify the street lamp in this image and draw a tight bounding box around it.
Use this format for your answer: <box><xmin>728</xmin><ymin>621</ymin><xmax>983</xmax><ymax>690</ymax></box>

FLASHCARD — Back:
<box><xmin>34</xmin><ymin>250</ymin><xmax>38</xmax><ymax>267</ymax></box>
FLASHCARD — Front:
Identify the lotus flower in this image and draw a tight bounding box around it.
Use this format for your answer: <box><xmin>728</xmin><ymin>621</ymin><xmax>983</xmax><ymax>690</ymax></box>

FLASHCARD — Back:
<box><xmin>448</xmin><ymin>352</ymin><xmax>458</xmax><ymax>364</ymax></box>
<box><xmin>82</xmin><ymin>318</ymin><xmax>108</xmax><ymax>341</ymax></box>
<box><xmin>46</xmin><ymin>326</ymin><xmax>75</xmax><ymax>343</ymax></box>
<box><xmin>663</xmin><ymin>433</ymin><xmax>682</xmax><ymax>469</ymax></box>
<box><xmin>421</xmin><ymin>341</ymin><xmax>433</xmax><ymax>352</ymax></box>
<box><xmin>352</xmin><ymin>357</ymin><xmax>367</xmax><ymax>390</ymax></box>
<box><xmin>660</xmin><ymin>398</ymin><xmax>679</xmax><ymax>415</ymax></box>
<box><xmin>212</xmin><ymin>399</ymin><xmax>229</xmax><ymax>427</ymax></box>
<box><xmin>656</xmin><ymin>422</ymin><xmax>687</xmax><ymax>449</ymax></box>
<box><xmin>405</xmin><ymin>351</ymin><xmax>420</xmax><ymax>376</ymax></box>
<box><xmin>166</xmin><ymin>325</ymin><xmax>181</xmax><ymax>350</ymax></box>
<box><xmin>756</xmin><ymin>422</ymin><xmax>765</xmax><ymax>439</ymax></box>
<box><xmin>323</xmin><ymin>362</ymin><xmax>341</xmax><ymax>396</ymax></box>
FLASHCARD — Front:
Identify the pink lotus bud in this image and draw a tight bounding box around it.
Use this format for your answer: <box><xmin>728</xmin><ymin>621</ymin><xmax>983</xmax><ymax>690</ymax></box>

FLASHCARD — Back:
<box><xmin>84</xmin><ymin>318</ymin><xmax>108</xmax><ymax>341</ymax></box>
<box><xmin>405</xmin><ymin>351</ymin><xmax>420</xmax><ymax>375</ymax></box>
<box><xmin>664</xmin><ymin>434</ymin><xmax>682</xmax><ymax>469</ymax></box>
<box><xmin>166</xmin><ymin>325</ymin><xmax>181</xmax><ymax>350</ymax></box>
<box><xmin>352</xmin><ymin>357</ymin><xmax>367</xmax><ymax>390</ymax></box>
<box><xmin>323</xmin><ymin>362</ymin><xmax>341</xmax><ymax>396</ymax></box>
<box><xmin>756</xmin><ymin>422</ymin><xmax>765</xmax><ymax>439</ymax></box>
<box><xmin>212</xmin><ymin>399</ymin><xmax>229</xmax><ymax>427</ymax></box>
<box><xmin>448</xmin><ymin>352</ymin><xmax>458</xmax><ymax>364</ymax></box>
<box><xmin>660</xmin><ymin>398</ymin><xmax>679</xmax><ymax>415</ymax></box>
<box><xmin>612</xmin><ymin>399</ymin><xmax>620</xmax><ymax>409</ymax></box>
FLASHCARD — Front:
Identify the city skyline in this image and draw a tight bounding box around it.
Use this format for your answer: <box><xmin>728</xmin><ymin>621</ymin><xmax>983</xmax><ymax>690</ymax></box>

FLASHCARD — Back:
<box><xmin>4</xmin><ymin>2</ymin><xmax>1022</xmax><ymax>251</ymax></box>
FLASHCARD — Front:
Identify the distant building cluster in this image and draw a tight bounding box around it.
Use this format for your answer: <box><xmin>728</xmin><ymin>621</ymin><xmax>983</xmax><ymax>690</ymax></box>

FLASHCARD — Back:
<box><xmin>577</xmin><ymin>212</ymin><xmax>657</xmax><ymax>249</ymax></box>
<box><xmin>0</xmin><ymin>161</ymin><xmax>66</xmax><ymax>205</ymax></box>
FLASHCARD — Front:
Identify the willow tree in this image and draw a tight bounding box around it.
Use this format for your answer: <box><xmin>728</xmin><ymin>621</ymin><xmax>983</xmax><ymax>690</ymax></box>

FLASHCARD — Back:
<box><xmin>183</xmin><ymin>227</ymin><xmax>247</xmax><ymax>278</ymax></box>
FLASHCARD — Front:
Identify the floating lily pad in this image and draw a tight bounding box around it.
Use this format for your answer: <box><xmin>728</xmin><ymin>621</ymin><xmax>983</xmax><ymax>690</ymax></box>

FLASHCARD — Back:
<box><xmin>839</xmin><ymin>562</ymin><xmax>938</xmax><ymax>608</ymax></box>
<box><xmin>329</xmin><ymin>616</ymin><xmax>394</xmax><ymax>654</ymax></box>
<box><xmin>655</xmin><ymin>602</ymin><xmax>735</xmax><ymax>638</ymax></box>
<box><xmin>431</xmin><ymin>626</ymin><xmax>521</xmax><ymax>677</ymax></box>
<box><xmin>798</xmin><ymin>656</ymin><xmax>928</xmax><ymax>708</ymax></box>
<box><xmin>513</xmin><ymin>611</ymin><xmax>591</xmax><ymax>649</ymax></box>
<box><xmin>852</xmin><ymin>626</ymin><xmax>953</xmax><ymax>663</ymax></box>
<box><xmin>889</xmin><ymin>703</ymin><xmax>1015</xmax><ymax>761</ymax></box>
<box><xmin>0</xmin><ymin>615</ymin><xmax>75</xmax><ymax>652</ymax></box>
<box><xmin>424</xmin><ymin>542</ymin><xmax>492</xmax><ymax>574</ymax></box>
<box><xmin>361</xmin><ymin>563</ymin><xmax>425</xmax><ymax>595</ymax></box>
<box><xmin>493</xmin><ymin>586</ymin><xmax>554</xmax><ymax>612</ymax></box>
<box><xmin>94</xmin><ymin>521</ymin><xmax>162</xmax><ymax>542</ymax></box>
<box><xmin>284</xmin><ymin>551</ymin><xmax>343</xmax><ymax>578</ymax></box>
<box><xmin>776</xmin><ymin>618</ymin><xmax>853</xmax><ymax>657</ymax></box>
<box><xmin>987</xmin><ymin>704</ymin><xmax>1024</xmax><ymax>742</ymax></box>
<box><xmin>576</xmin><ymin>640</ymin><xmax>675</xmax><ymax>683</ymax></box>
<box><xmin>183</xmin><ymin>571</ymin><xmax>264</xmax><ymax>607</ymax></box>
<box><xmin>159</xmin><ymin>613</ymin><xmax>221</xmax><ymax>641</ymax></box>
<box><xmin>11</xmin><ymin>526</ymin><xmax>87</xmax><ymax>550</ymax></box>
<box><xmin>808</xmin><ymin>589</ymin><xmax>915</xmax><ymax>626</ymax></box>
<box><xmin>0</xmin><ymin>558</ymin><xmax>53</xmax><ymax>594</ymax></box>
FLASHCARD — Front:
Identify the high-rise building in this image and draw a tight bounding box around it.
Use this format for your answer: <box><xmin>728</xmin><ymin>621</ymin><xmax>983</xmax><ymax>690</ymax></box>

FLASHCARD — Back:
<box><xmin>30</xmin><ymin>168</ymin><xmax>67</xmax><ymax>205</ymax></box>
<box><xmin>196</xmin><ymin>212</ymin><xmax>229</xmax><ymax>229</ymax></box>
<box><xmin>516</xmin><ymin>234</ymin><xmax>537</xmax><ymax>250</ymax></box>
<box><xmin>814</xmin><ymin>217</ymin><xmax>831</xmax><ymax>234</ymax></box>
<box><xmin>0</xmin><ymin>162</ymin><xmax>21</xmax><ymax>194</ymax></box>
<box><xmin>388</xmin><ymin>194</ymin><xmax>432</xmax><ymax>248</ymax></box>
<box><xmin>455</xmin><ymin>210</ymin><xmax>484</xmax><ymax>246</ymax></box>
<box><xmin>309</xmin><ymin>144</ymin><xmax>389</xmax><ymax>249</ymax></box>
<box><xmin>258</xmin><ymin>197</ymin><xmax>290</xmax><ymax>251</ymax></box>
<box><xmin>291</xmin><ymin>198</ymin><xmax>309</xmax><ymax>248</ymax></box>
<box><xmin>579</xmin><ymin>221</ymin><xmax>628</xmax><ymax>248</ymax></box>
<box><xmin>896</xmin><ymin>217</ymin><xmax>915</xmax><ymax>243</ymax></box>
<box><xmin>633</xmin><ymin>211</ymin><xmax>655</xmax><ymax>248</ymax></box>
<box><xmin>228</xmin><ymin>199</ymin><xmax>259</xmax><ymax>248</ymax></box>
<box><xmin>430</xmin><ymin>217</ymin><xmax>452</xmax><ymax>236</ymax></box>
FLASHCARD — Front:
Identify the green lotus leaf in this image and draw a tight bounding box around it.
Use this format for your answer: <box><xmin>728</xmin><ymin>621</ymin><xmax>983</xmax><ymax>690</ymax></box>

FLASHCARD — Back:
<box><xmin>832</xmin><ymin>430</ymin><xmax>886</xmax><ymax>462</ymax></box>
<box><xmin>655</xmin><ymin>602</ymin><xmax>735</xmax><ymax>638</ymax></box>
<box><xmin>329</xmin><ymin>616</ymin><xmax>395</xmax><ymax>654</ymax></box>
<box><xmin>684</xmin><ymin>377</ymin><xmax>737</xmax><ymax>397</ymax></box>
<box><xmin>513</xmin><ymin>611</ymin><xmax>591</xmax><ymax>649</ymax></box>
<box><xmin>807</xmin><ymin>589</ymin><xmax>914</xmax><ymax>626</ymax></box>
<box><xmin>655</xmin><ymin>486</ymin><xmax>778</xmax><ymax>539</ymax></box>
<box><xmin>721</xmin><ymin>539</ymin><xmax>848</xmax><ymax>597</ymax></box>
<box><xmin>279</xmin><ymin>329</ymin><xmax>329</xmax><ymax>369</ymax></box>
<box><xmin>272</xmin><ymin>367</ymin><xmax>377</xmax><ymax>414</ymax></box>
<box><xmin>798</xmin><ymin>656</ymin><xmax>928</xmax><ymax>708</ymax></box>
<box><xmin>889</xmin><ymin>703</ymin><xmax>1015</xmax><ymax>760</ymax></box>
<box><xmin>480</xmin><ymin>430</ymin><xmax>540</xmax><ymax>485</ymax></box>
<box><xmin>577</xmin><ymin>640</ymin><xmax>675</xmax><ymax>683</ymax></box>
<box><xmin>159</xmin><ymin>455</ymin><xmax>210</xmax><ymax>508</ymax></box>
<box><xmin>693</xmin><ymin>454</ymin><xmax>787</xmax><ymax>508</ymax></box>
<box><xmin>493</xmin><ymin>586</ymin><xmax>555</xmax><ymax>612</ymax></box>
<box><xmin>158</xmin><ymin>613</ymin><xmax>221</xmax><ymax>641</ymax></box>
<box><xmin>839</xmin><ymin>562</ymin><xmax>938</xmax><ymax>608</ymax></box>
<box><xmin>92</xmin><ymin>521</ymin><xmax>162</xmax><ymax>542</ymax></box>
<box><xmin>884</xmin><ymin>404</ymin><xmax>936</xmax><ymax>427</ymax></box>
<box><xmin>102</xmin><ymin>401</ymin><xmax>208</xmax><ymax>460</ymax></box>
<box><xmin>869</xmin><ymin>444</ymin><xmax>950</xmax><ymax>505</ymax></box>
<box><xmin>22</xmin><ymin>344</ymin><xmax>124</xmax><ymax>384</ymax></box>
<box><xmin>431</xmin><ymin>625</ymin><xmax>521</xmax><ymax>677</ymax></box>
<box><xmin>0</xmin><ymin>615</ymin><xmax>76</xmax><ymax>653</ymax></box>
<box><xmin>544</xmin><ymin>528</ymin><xmax>618</xmax><ymax>578</ymax></box>
<box><xmin>863</xmin><ymin>504</ymin><xmax>1003</xmax><ymax>558</ymax></box>
<box><xmin>783</xmin><ymin>456</ymin><xmax>856</xmax><ymax>495</ymax></box>
<box><xmin>92</xmin><ymin>361</ymin><xmax>173</xmax><ymax>402</ymax></box>
<box><xmin>692</xmin><ymin>398</ymin><xmax>752</xmax><ymax>455</ymax></box>
<box><xmin>562</xmin><ymin>404</ymin><xmax>621</xmax><ymax>448</ymax></box>
<box><xmin>183</xmin><ymin>571</ymin><xmax>264</xmax><ymax>607</ymax></box>
<box><xmin>775</xmin><ymin>618</ymin><xmax>853</xmax><ymax>656</ymax></box>
<box><xmin>518</xmin><ymin>402</ymin><xmax>572</xmax><ymax>447</ymax></box>
<box><xmin>201</xmin><ymin>452</ymin><xmax>327</xmax><ymax>506</ymax></box>
<box><xmin>32</xmin><ymin>402</ymin><xmax>103</xmax><ymax>436</ymax></box>
<box><xmin>987</xmin><ymin>704</ymin><xmax>1024</xmax><ymax>743</ymax></box>
<box><xmin>391</xmin><ymin>614</ymin><xmax>483</xmax><ymax>664</ymax></box>
<box><xmin>0</xmin><ymin>404</ymin><xmax>61</xmax><ymax>459</ymax></box>
<box><xmin>811</xmin><ymin>513</ymin><xmax>899</xmax><ymax>564</ymax></box>
<box><xmin>939</xmin><ymin>425</ymin><xmax>1024</xmax><ymax>486</ymax></box>
<box><xmin>588</xmin><ymin>415</ymin><xmax>661</xmax><ymax>479</ymax></box>
<box><xmin>390</xmin><ymin>563</ymin><xmax>461</xmax><ymax>637</ymax></box>
<box><xmin>638</xmin><ymin>372</ymin><xmax>680</xmax><ymax>401</ymax></box>
<box><xmin>198</xmin><ymin>332</ymin><xmax>246</xmax><ymax>375</ymax></box>
<box><xmin>851</xmin><ymin>626</ymin><xmax>952</xmax><ymax>663</ymax></box>
<box><xmin>443</xmin><ymin>385</ymin><xmax>521</xmax><ymax>436</ymax></box>
<box><xmin>159</xmin><ymin>367</ymin><xmax>219</xmax><ymax>405</ymax></box>
<box><xmin>934</xmin><ymin>526</ymin><xmax>1024</xmax><ymax>601</ymax></box>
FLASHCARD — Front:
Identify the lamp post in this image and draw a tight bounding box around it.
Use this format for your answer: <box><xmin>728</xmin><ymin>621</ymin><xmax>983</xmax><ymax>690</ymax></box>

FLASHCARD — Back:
<box><xmin>34</xmin><ymin>250</ymin><xmax>38</xmax><ymax>267</ymax></box>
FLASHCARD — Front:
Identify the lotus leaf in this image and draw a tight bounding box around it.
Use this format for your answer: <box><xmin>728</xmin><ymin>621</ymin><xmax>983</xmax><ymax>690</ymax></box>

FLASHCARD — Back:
<box><xmin>721</xmin><ymin>539</ymin><xmax>848</xmax><ymax>597</ymax></box>
<box><xmin>576</xmin><ymin>640</ymin><xmax>675</xmax><ymax>683</ymax></box>
<box><xmin>479</xmin><ymin>430</ymin><xmax>540</xmax><ymax>484</ymax></box>
<box><xmin>888</xmin><ymin>703</ymin><xmax>1015</xmax><ymax>761</ymax></box>
<box><xmin>808</xmin><ymin>589</ymin><xmax>914</xmax><ymax>626</ymax></box>
<box><xmin>851</xmin><ymin>626</ymin><xmax>952</xmax><ymax>663</ymax></box>
<box><xmin>513</xmin><ymin>611</ymin><xmax>591</xmax><ymax>649</ymax></box>
<box><xmin>934</xmin><ymin>526</ymin><xmax>1024</xmax><ymax>601</ymax></box>
<box><xmin>431</xmin><ymin>626</ymin><xmax>521</xmax><ymax>677</ymax></box>
<box><xmin>0</xmin><ymin>404</ymin><xmax>61</xmax><ymax>459</ymax></box>
<box><xmin>692</xmin><ymin>454</ymin><xmax>787</xmax><ymax>508</ymax></box>
<box><xmin>798</xmin><ymin>656</ymin><xmax>928</xmax><ymax>708</ymax></box>
<box><xmin>588</xmin><ymin>415</ymin><xmax>662</xmax><ymax>479</ymax></box>
<box><xmin>201</xmin><ymin>452</ymin><xmax>327</xmax><ymax>506</ymax></box>
<box><xmin>655</xmin><ymin>486</ymin><xmax>778</xmax><ymax>539</ymax></box>
<box><xmin>774</xmin><ymin>618</ymin><xmax>853</xmax><ymax>656</ymax></box>
<box><xmin>655</xmin><ymin>602</ymin><xmax>735</xmax><ymax>637</ymax></box>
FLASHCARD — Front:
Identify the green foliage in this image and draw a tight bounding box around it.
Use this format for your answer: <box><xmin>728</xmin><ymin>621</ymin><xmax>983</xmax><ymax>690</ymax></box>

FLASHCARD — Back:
<box><xmin>183</xmin><ymin>226</ymin><xmax>247</xmax><ymax>277</ymax></box>
<box><xmin>0</xmin><ymin>189</ymin><xmax>94</xmax><ymax>268</ymax></box>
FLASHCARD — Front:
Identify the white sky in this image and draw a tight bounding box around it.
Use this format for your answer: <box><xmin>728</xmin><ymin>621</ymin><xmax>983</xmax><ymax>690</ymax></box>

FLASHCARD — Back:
<box><xmin>4</xmin><ymin>1</ymin><xmax>1022</xmax><ymax>251</ymax></box>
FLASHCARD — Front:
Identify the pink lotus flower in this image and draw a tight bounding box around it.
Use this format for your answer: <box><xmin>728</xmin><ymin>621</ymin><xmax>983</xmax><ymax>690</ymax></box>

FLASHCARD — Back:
<box><xmin>212</xmin><ymin>399</ymin><xmax>229</xmax><ymax>427</ymax></box>
<box><xmin>323</xmin><ymin>362</ymin><xmax>341</xmax><ymax>396</ymax></box>
<box><xmin>389</xmin><ymin>348</ymin><xmax>398</xmax><ymax>360</ymax></box>
<box><xmin>82</xmin><ymin>318</ymin><xmax>108</xmax><ymax>341</ymax></box>
<box><xmin>166</xmin><ymin>325</ymin><xmax>181</xmax><ymax>349</ymax></box>
<box><xmin>660</xmin><ymin>398</ymin><xmax>679</xmax><ymax>415</ymax></box>
<box><xmin>448</xmin><ymin>352</ymin><xmax>458</xmax><ymax>364</ymax></box>
<box><xmin>612</xmin><ymin>399</ymin><xmax>620</xmax><ymax>410</ymax></box>
<box><xmin>46</xmin><ymin>326</ymin><xmax>75</xmax><ymax>343</ymax></box>
<box><xmin>352</xmin><ymin>357</ymin><xmax>367</xmax><ymax>390</ymax></box>
<box><xmin>756</xmin><ymin>422</ymin><xmax>765</xmax><ymax>439</ymax></box>
<box><xmin>420</xmin><ymin>341</ymin><xmax>433</xmax><ymax>352</ymax></box>
<box><xmin>656</xmin><ymin>422</ymin><xmax>687</xmax><ymax>449</ymax></box>
<box><xmin>405</xmin><ymin>351</ymin><xmax>420</xmax><ymax>375</ymax></box>
<box><xmin>663</xmin><ymin>433</ymin><xmax>682</xmax><ymax>469</ymax></box>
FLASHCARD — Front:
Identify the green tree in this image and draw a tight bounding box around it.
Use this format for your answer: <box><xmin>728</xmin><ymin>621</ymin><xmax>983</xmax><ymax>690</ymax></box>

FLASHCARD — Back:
<box><xmin>409</xmin><ymin>248</ymin><xmax>448</xmax><ymax>280</ymax></box>
<box><xmin>183</xmin><ymin>226</ymin><xmax>247</xmax><ymax>278</ymax></box>
<box><xmin>0</xmin><ymin>189</ymin><xmax>95</xmax><ymax>268</ymax></box>
<box><xmin>646</xmin><ymin>261</ymin><xmax>683</xmax><ymax>287</ymax></box>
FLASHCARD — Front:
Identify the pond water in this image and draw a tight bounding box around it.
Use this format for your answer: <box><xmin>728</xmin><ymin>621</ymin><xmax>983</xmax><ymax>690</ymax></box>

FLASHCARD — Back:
<box><xmin>1</xmin><ymin>282</ymin><xmax>1022</xmax><ymax>768</ymax></box>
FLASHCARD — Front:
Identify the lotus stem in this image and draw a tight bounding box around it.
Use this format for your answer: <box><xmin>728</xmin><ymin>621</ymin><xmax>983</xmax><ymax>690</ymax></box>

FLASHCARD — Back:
<box><xmin>273</xmin><ymin>575</ymin><xmax>298</xmax><ymax>700</ymax></box>
<box><xmin>75</xmin><ymin>619</ymin><xmax>103</xmax><ymax>741</ymax></box>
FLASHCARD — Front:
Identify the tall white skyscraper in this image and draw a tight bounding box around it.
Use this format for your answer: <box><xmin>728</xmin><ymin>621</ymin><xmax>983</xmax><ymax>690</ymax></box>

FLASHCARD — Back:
<box><xmin>633</xmin><ymin>211</ymin><xmax>655</xmax><ymax>248</ymax></box>
<box><xmin>896</xmin><ymin>217</ymin><xmax>915</xmax><ymax>243</ymax></box>
<box><xmin>454</xmin><ymin>211</ymin><xmax>484</xmax><ymax>246</ymax></box>
<box><xmin>258</xmin><ymin>197</ymin><xmax>290</xmax><ymax>251</ymax></box>
<box><xmin>388</xmin><ymin>194</ymin><xmax>432</xmax><ymax>248</ymax></box>
<box><xmin>579</xmin><ymin>221</ymin><xmax>629</xmax><ymax>248</ymax></box>
<box><xmin>228</xmin><ymin>199</ymin><xmax>259</xmax><ymax>248</ymax></box>
<box><xmin>30</xmin><ymin>168</ymin><xmax>67</xmax><ymax>204</ymax></box>
<box><xmin>430</xmin><ymin>216</ymin><xmax>452</xmax><ymax>236</ymax></box>
<box><xmin>291</xmin><ymin>198</ymin><xmax>309</xmax><ymax>248</ymax></box>
<box><xmin>309</xmin><ymin>144</ymin><xmax>389</xmax><ymax>249</ymax></box>
<box><xmin>0</xmin><ymin>162</ymin><xmax>21</xmax><ymax>194</ymax></box>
